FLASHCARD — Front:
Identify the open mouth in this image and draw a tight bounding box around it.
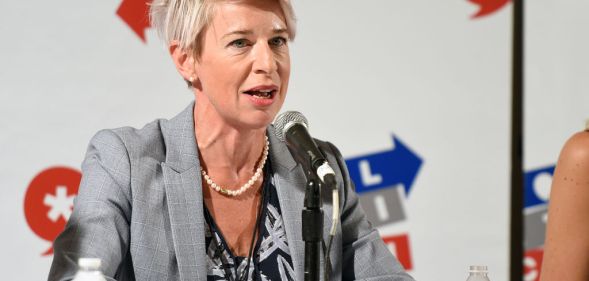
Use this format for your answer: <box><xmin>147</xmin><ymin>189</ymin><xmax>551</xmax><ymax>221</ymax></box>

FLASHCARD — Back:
<box><xmin>243</xmin><ymin>89</ymin><xmax>276</xmax><ymax>99</ymax></box>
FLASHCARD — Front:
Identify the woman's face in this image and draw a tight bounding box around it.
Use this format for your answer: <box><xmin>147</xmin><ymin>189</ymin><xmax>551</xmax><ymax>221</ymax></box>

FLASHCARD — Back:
<box><xmin>194</xmin><ymin>0</ymin><xmax>291</xmax><ymax>130</ymax></box>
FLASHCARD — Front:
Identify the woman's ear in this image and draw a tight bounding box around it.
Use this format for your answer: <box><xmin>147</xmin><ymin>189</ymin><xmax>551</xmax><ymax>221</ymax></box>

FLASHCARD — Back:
<box><xmin>169</xmin><ymin>41</ymin><xmax>196</xmax><ymax>83</ymax></box>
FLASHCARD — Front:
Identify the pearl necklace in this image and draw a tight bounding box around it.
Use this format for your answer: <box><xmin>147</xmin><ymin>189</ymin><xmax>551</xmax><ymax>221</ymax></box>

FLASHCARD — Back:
<box><xmin>201</xmin><ymin>136</ymin><xmax>269</xmax><ymax>196</ymax></box>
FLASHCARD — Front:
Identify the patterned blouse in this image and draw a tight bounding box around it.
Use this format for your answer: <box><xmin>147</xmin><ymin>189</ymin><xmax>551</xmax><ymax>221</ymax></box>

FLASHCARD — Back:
<box><xmin>204</xmin><ymin>165</ymin><xmax>295</xmax><ymax>281</ymax></box>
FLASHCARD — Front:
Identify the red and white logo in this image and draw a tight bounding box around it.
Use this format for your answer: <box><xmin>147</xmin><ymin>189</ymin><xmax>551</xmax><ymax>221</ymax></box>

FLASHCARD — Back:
<box><xmin>23</xmin><ymin>167</ymin><xmax>81</xmax><ymax>256</ymax></box>
<box><xmin>524</xmin><ymin>248</ymin><xmax>544</xmax><ymax>281</ymax></box>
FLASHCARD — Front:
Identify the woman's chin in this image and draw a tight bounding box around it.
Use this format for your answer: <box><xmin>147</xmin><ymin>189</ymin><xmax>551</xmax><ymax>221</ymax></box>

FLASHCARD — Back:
<box><xmin>237</xmin><ymin>118</ymin><xmax>275</xmax><ymax>131</ymax></box>
<box><xmin>222</xmin><ymin>112</ymin><xmax>274</xmax><ymax>132</ymax></box>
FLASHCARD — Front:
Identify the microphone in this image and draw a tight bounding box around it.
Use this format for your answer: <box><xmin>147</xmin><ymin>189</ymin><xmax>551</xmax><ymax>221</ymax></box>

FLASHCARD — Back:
<box><xmin>273</xmin><ymin>111</ymin><xmax>336</xmax><ymax>186</ymax></box>
<box><xmin>275</xmin><ymin>111</ymin><xmax>341</xmax><ymax>281</ymax></box>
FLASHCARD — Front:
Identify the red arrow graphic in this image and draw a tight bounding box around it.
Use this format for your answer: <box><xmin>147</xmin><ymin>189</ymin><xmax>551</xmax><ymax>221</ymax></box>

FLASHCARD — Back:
<box><xmin>116</xmin><ymin>0</ymin><xmax>153</xmax><ymax>42</ymax></box>
<box><xmin>469</xmin><ymin>0</ymin><xmax>511</xmax><ymax>18</ymax></box>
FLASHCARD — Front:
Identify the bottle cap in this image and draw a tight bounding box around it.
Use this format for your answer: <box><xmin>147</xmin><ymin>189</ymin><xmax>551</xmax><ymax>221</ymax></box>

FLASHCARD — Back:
<box><xmin>469</xmin><ymin>265</ymin><xmax>488</xmax><ymax>272</ymax></box>
<box><xmin>78</xmin><ymin>258</ymin><xmax>102</xmax><ymax>270</ymax></box>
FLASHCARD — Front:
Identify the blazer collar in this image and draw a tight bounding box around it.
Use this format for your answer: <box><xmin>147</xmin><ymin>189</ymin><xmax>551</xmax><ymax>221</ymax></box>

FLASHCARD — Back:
<box><xmin>160</xmin><ymin>101</ymin><xmax>201</xmax><ymax>172</ymax></box>
<box><xmin>266</xmin><ymin>125</ymin><xmax>297</xmax><ymax>173</ymax></box>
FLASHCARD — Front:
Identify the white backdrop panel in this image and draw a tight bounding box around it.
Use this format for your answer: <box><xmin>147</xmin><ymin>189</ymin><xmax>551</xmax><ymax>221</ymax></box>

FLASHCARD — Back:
<box><xmin>0</xmin><ymin>1</ymin><xmax>511</xmax><ymax>280</ymax></box>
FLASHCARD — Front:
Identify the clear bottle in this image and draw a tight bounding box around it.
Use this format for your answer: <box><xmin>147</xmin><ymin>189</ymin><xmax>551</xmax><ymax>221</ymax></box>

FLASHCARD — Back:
<box><xmin>72</xmin><ymin>258</ymin><xmax>107</xmax><ymax>281</ymax></box>
<box><xmin>466</xmin><ymin>265</ymin><xmax>491</xmax><ymax>281</ymax></box>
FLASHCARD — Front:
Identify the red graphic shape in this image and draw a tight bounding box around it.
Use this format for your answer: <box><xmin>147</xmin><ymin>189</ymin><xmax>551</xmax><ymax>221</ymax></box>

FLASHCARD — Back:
<box><xmin>523</xmin><ymin>248</ymin><xmax>544</xmax><ymax>281</ymax></box>
<box><xmin>382</xmin><ymin>233</ymin><xmax>413</xmax><ymax>270</ymax></box>
<box><xmin>116</xmin><ymin>0</ymin><xmax>153</xmax><ymax>42</ymax></box>
<box><xmin>24</xmin><ymin>166</ymin><xmax>81</xmax><ymax>256</ymax></box>
<box><xmin>469</xmin><ymin>0</ymin><xmax>511</xmax><ymax>18</ymax></box>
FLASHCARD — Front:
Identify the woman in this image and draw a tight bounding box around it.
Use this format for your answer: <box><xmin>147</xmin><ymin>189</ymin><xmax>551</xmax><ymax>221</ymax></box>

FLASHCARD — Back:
<box><xmin>48</xmin><ymin>0</ymin><xmax>414</xmax><ymax>280</ymax></box>
<box><xmin>540</xmin><ymin>129</ymin><xmax>589</xmax><ymax>281</ymax></box>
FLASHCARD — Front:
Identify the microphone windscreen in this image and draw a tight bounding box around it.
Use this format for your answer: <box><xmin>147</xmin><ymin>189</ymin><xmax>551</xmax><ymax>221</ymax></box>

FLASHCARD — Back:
<box><xmin>273</xmin><ymin>111</ymin><xmax>308</xmax><ymax>142</ymax></box>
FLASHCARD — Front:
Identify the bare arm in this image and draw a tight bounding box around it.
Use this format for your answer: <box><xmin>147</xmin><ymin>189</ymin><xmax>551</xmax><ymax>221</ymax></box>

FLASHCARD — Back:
<box><xmin>540</xmin><ymin>131</ymin><xmax>589</xmax><ymax>281</ymax></box>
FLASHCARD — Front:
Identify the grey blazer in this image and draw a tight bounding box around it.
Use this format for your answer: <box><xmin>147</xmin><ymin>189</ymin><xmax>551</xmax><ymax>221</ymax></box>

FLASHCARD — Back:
<box><xmin>48</xmin><ymin>102</ymin><xmax>414</xmax><ymax>281</ymax></box>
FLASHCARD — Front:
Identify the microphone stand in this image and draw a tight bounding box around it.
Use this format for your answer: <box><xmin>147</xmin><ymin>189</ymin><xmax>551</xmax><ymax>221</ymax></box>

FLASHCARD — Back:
<box><xmin>302</xmin><ymin>169</ymin><xmax>323</xmax><ymax>281</ymax></box>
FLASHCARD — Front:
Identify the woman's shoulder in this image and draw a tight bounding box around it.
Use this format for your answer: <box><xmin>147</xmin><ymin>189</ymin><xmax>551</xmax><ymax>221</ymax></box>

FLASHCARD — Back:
<box><xmin>552</xmin><ymin>130</ymin><xmax>589</xmax><ymax>197</ymax></box>
<box><xmin>558</xmin><ymin>130</ymin><xmax>589</xmax><ymax>166</ymax></box>
<box><xmin>90</xmin><ymin>102</ymin><xmax>195</xmax><ymax>153</ymax></box>
<box><xmin>88</xmin><ymin>118</ymin><xmax>169</xmax><ymax>165</ymax></box>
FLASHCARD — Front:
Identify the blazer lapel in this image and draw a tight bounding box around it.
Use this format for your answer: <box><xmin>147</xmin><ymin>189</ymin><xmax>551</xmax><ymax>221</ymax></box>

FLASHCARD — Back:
<box><xmin>160</xmin><ymin>102</ymin><xmax>207</xmax><ymax>281</ymax></box>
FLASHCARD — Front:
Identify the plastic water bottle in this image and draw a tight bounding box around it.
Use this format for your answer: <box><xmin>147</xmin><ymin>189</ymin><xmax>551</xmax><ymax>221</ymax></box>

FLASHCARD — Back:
<box><xmin>72</xmin><ymin>258</ymin><xmax>107</xmax><ymax>281</ymax></box>
<box><xmin>466</xmin><ymin>265</ymin><xmax>491</xmax><ymax>281</ymax></box>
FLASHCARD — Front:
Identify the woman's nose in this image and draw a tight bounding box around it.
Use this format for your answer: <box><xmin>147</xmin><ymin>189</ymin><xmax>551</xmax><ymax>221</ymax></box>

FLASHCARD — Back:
<box><xmin>252</xmin><ymin>42</ymin><xmax>278</xmax><ymax>74</ymax></box>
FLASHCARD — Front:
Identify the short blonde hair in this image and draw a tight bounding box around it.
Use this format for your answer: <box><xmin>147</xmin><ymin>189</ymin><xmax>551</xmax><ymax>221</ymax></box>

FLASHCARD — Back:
<box><xmin>150</xmin><ymin>0</ymin><xmax>297</xmax><ymax>55</ymax></box>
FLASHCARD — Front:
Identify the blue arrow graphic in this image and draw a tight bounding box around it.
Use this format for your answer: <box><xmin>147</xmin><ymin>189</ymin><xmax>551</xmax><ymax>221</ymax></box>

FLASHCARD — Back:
<box><xmin>345</xmin><ymin>135</ymin><xmax>423</xmax><ymax>197</ymax></box>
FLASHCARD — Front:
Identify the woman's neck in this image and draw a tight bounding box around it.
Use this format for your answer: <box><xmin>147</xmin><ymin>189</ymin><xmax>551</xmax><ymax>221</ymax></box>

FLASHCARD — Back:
<box><xmin>193</xmin><ymin>104</ymin><xmax>268</xmax><ymax>174</ymax></box>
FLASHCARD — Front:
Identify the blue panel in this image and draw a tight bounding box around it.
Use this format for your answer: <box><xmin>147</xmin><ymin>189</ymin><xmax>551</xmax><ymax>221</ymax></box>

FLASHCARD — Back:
<box><xmin>524</xmin><ymin>165</ymin><xmax>555</xmax><ymax>208</ymax></box>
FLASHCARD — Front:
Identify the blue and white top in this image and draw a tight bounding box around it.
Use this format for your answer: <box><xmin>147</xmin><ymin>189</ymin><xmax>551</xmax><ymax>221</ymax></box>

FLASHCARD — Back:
<box><xmin>204</xmin><ymin>166</ymin><xmax>295</xmax><ymax>281</ymax></box>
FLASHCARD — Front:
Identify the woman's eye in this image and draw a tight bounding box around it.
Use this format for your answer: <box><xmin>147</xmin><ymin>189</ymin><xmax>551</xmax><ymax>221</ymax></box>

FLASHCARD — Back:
<box><xmin>229</xmin><ymin>39</ymin><xmax>248</xmax><ymax>48</ymax></box>
<box><xmin>270</xmin><ymin>37</ymin><xmax>287</xmax><ymax>47</ymax></box>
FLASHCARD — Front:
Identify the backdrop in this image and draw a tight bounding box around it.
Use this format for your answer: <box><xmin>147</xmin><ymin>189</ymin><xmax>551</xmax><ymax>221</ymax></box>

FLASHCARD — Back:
<box><xmin>2</xmin><ymin>1</ymin><xmax>581</xmax><ymax>280</ymax></box>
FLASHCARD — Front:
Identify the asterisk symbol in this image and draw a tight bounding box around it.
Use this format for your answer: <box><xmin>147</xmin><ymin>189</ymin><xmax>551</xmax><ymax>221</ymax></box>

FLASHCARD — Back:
<box><xmin>43</xmin><ymin>186</ymin><xmax>75</xmax><ymax>222</ymax></box>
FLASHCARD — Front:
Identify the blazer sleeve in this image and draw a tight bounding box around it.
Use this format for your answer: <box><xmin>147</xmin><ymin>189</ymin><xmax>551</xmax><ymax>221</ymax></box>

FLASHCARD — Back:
<box><xmin>48</xmin><ymin>129</ymin><xmax>133</xmax><ymax>281</ymax></box>
<box><xmin>325</xmin><ymin>142</ymin><xmax>415</xmax><ymax>281</ymax></box>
